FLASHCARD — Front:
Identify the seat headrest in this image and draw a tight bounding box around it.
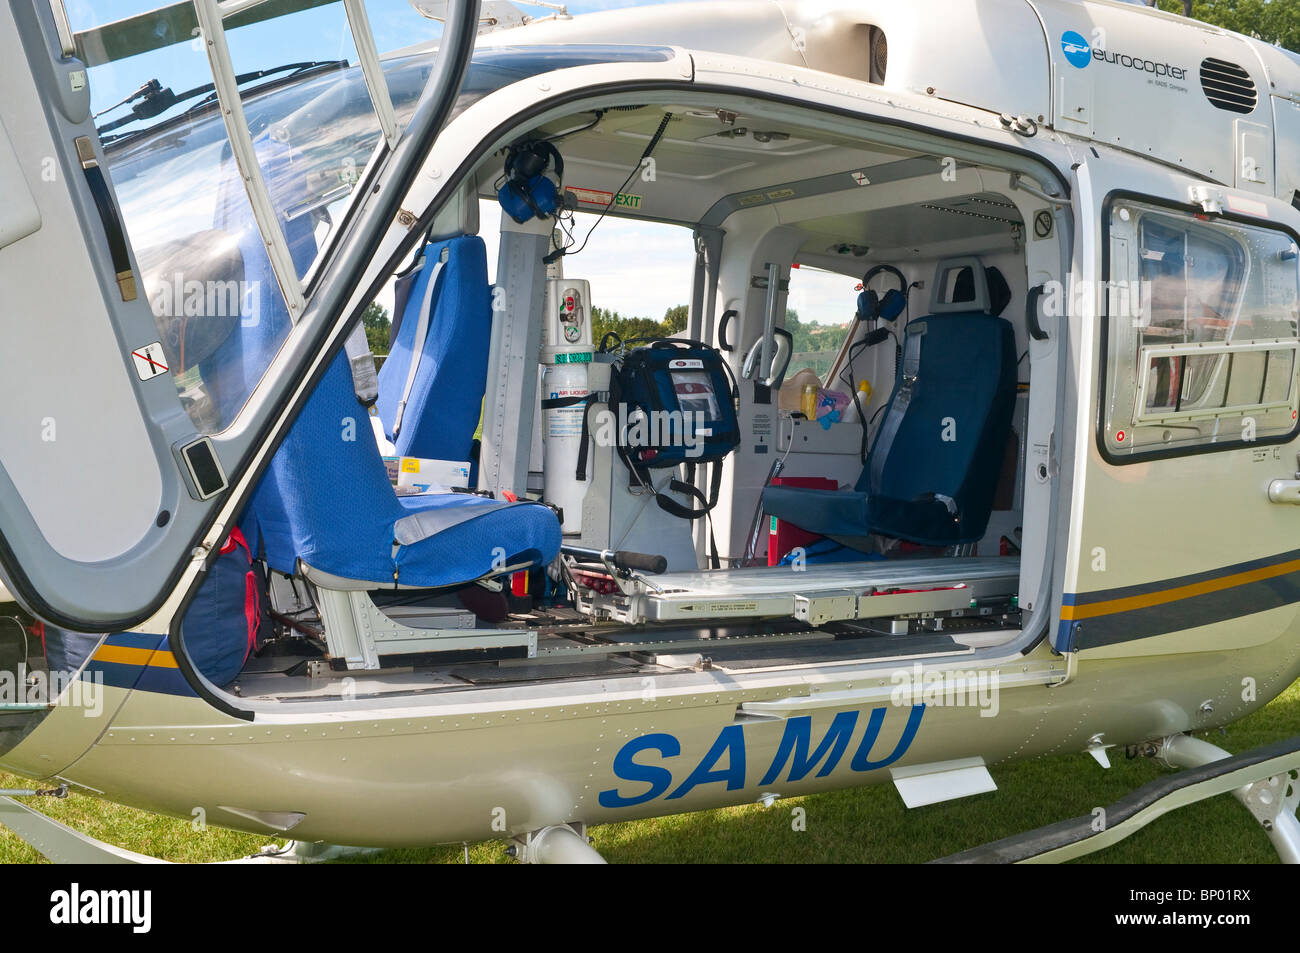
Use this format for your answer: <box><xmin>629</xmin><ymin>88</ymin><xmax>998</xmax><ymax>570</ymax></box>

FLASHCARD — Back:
<box><xmin>932</xmin><ymin>257</ymin><xmax>1013</xmax><ymax>317</ymax></box>
<box><xmin>985</xmin><ymin>266</ymin><xmax>1011</xmax><ymax>317</ymax></box>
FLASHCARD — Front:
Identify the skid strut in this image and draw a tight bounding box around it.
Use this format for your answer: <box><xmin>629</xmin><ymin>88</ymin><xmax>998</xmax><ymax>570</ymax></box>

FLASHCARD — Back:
<box><xmin>935</xmin><ymin>733</ymin><xmax>1300</xmax><ymax>864</ymax></box>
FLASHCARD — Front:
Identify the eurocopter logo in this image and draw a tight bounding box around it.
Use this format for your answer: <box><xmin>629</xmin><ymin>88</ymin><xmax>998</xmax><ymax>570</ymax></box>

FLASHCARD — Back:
<box><xmin>1061</xmin><ymin>30</ymin><xmax>1092</xmax><ymax>69</ymax></box>
<box><xmin>50</xmin><ymin>884</ymin><xmax>151</xmax><ymax>933</ymax></box>
<box><xmin>1060</xmin><ymin>30</ymin><xmax>1188</xmax><ymax>80</ymax></box>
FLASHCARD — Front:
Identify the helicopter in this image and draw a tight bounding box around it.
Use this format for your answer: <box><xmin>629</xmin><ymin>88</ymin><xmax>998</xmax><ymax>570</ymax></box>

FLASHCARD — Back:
<box><xmin>2</xmin><ymin>0</ymin><xmax>1300</xmax><ymax>865</ymax></box>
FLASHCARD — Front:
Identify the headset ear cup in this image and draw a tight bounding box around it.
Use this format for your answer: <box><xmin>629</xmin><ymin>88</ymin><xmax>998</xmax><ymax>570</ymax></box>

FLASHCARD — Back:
<box><xmin>538</xmin><ymin>140</ymin><xmax>564</xmax><ymax>183</ymax></box>
<box><xmin>499</xmin><ymin>139</ymin><xmax>565</xmax><ymax>223</ymax></box>
<box><xmin>515</xmin><ymin>180</ymin><xmax>545</xmax><ymax>222</ymax></box>
<box><xmin>878</xmin><ymin>288</ymin><xmax>906</xmax><ymax>322</ymax></box>
<box><xmin>863</xmin><ymin>290</ymin><xmax>881</xmax><ymax>321</ymax></box>
<box><xmin>528</xmin><ymin>175</ymin><xmax>559</xmax><ymax>217</ymax></box>
<box><xmin>512</xmin><ymin>143</ymin><xmax>548</xmax><ymax>180</ymax></box>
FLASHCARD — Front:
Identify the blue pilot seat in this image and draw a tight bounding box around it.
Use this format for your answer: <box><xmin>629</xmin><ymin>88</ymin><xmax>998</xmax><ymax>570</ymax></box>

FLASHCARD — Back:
<box><xmin>763</xmin><ymin>260</ymin><xmax>1017</xmax><ymax>550</ymax></box>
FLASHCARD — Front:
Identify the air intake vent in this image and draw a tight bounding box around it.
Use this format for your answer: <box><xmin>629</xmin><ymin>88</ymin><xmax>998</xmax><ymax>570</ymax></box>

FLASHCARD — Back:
<box><xmin>1200</xmin><ymin>57</ymin><xmax>1257</xmax><ymax>113</ymax></box>
<box><xmin>869</xmin><ymin>26</ymin><xmax>887</xmax><ymax>84</ymax></box>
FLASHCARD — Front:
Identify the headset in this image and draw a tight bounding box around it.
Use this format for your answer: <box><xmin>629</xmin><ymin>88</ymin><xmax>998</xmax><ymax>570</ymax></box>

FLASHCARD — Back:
<box><xmin>497</xmin><ymin>139</ymin><xmax>566</xmax><ymax>224</ymax></box>
<box><xmin>856</xmin><ymin>263</ymin><xmax>908</xmax><ymax>323</ymax></box>
<box><xmin>846</xmin><ymin>264</ymin><xmax>910</xmax><ymax>462</ymax></box>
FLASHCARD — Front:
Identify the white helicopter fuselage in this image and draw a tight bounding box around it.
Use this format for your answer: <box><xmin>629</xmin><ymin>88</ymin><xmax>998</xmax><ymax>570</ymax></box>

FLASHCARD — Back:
<box><xmin>3</xmin><ymin>0</ymin><xmax>1300</xmax><ymax>854</ymax></box>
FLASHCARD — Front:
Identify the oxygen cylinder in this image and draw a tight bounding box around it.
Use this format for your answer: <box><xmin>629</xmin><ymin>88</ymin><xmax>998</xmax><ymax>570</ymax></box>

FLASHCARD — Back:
<box><xmin>541</xmin><ymin>278</ymin><xmax>593</xmax><ymax>535</ymax></box>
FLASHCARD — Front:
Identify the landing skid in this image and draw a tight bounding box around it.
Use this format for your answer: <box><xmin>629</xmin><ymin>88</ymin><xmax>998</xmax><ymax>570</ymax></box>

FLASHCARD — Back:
<box><xmin>0</xmin><ymin>791</ymin><xmax>596</xmax><ymax>864</ymax></box>
<box><xmin>0</xmin><ymin>796</ymin><xmax>380</xmax><ymax>864</ymax></box>
<box><xmin>936</xmin><ymin>733</ymin><xmax>1300</xmax><ymax>864</ymax></box>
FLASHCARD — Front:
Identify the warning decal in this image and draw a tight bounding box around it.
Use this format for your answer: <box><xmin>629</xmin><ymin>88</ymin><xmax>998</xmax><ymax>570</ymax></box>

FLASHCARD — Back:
<box><xmin>132</xmin><ymin>342</ymin><xmax>169</xmax><ymax>380</ymax></box>
<box><xmin>569</xmin><ymin>186</ymin><xmax>644</xmax><ymax>211</ymax></box>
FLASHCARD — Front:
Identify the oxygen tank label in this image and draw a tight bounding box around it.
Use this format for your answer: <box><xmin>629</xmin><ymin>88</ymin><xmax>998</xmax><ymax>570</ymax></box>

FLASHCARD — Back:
<box><xmin>545</xmin><ymin>388</ymin><xmax>588</xmax><ymax>437</ymax></box>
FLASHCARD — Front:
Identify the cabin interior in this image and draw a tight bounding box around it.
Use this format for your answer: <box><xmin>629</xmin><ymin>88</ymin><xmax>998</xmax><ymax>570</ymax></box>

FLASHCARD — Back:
<box><xmin>3</xmin><ymin>79</ymin><xmax>1065</xmax><ymax>710</ymax></box>
<box><xmin>159</xmin><ymin>87</ymin><xmax>1064</xmax><ymax>708</ymax></box>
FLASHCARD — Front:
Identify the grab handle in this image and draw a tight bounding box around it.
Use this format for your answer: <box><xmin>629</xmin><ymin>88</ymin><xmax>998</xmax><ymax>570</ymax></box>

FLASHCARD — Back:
<box><xmin>1026</xmin><ymin>284</ymin><xmax>1049</xmax><ymax>341</ymax></box>
<box><xmin>718</xmin><ymin>310</ymin><xmax>738</xmax><ymax>351</ymax></box>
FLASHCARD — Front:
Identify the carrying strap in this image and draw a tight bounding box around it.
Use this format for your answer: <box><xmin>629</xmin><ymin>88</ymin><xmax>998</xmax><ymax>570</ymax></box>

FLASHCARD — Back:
<box><xmin>621</xmin><ymin>459</ymin><xmax>723</xmax><ymax>569</ymax></box>
<box><xmin>539</xmin><ymin>394</ymin><xmax>588</xmax><ymax>410</ymax></box>
<box><xmin>538</xmin><ymin>392</ymin><xmax>598</xmax><ymax>482</ymax></box>
<box><xmin>648</xmin><ymin>460</ymin><xmax>723</xmax><ymax>522</ymax></box>
<box><xmin>652</xmin><ymin>463</ymin><xmax>723</xmax><ymax>569</ymax></box>
<box><xmin>392</xmin><ymin>249</ymin><xmax>449</xmax><ymax>439</ymax></box>
<box><xmin>218</xmin><ymin>527</ymin><xmax>259</xmax><ymax>662</ymax></box>
<box><xmin>219</xmin><ymin>526</ymin><xmax>251</xmax><ymax>560</ymax></box>
<box><xmin>574</xmin><ymin>392</ymin><xmax>608</xmax><ymax>481</ymax></box>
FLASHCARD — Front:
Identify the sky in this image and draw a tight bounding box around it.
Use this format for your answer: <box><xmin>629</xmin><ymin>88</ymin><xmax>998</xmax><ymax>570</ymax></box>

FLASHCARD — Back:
<box><xmin>69</xmin><ymin>0</ymin><xmax>855</xmax><ymax>326</ymax></box>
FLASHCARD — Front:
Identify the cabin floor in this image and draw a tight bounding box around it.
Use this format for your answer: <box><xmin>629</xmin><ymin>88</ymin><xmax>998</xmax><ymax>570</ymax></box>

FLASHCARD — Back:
<box><xmin>230</xmin><ymin>555</ymin><xmax>1022</xmax><ymax>704</ymax></box>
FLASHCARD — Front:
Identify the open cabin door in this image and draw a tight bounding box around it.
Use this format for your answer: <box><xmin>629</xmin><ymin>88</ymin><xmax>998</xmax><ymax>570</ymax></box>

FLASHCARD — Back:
<box><xmin>0</xmin><ymin>0</ymin><xmax>480</xmax><ymax>629</ymax></box>
<box><xmin>1060</xmin><ymin>156</ymin><xmax>1300</xmax><ymax>655</ymax></box>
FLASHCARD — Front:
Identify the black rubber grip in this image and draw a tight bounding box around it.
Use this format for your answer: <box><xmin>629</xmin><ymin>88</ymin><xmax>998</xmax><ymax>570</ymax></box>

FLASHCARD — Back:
<box><xmin>613</xmin><ymin>550</ymin><xmax>667</xmax><ymax>574</ymax></box>
<box><xmin>561</xmin><ymin>545</ymin><xmax>668</xmax><ymax>574</ymax></box>
<box><xmin>1026</xmin><ymin>284</ymin><xmax>1049</xmax><ymax>341</ymax></box>
<box><xmin>718</xmin><ymin>309</ymin><xmax>738</xmax><ymax>351</ymax></box>
<box><xmin>82</xmin><ymin>157</ymin><xmax>133</xmax><ymax>280</ymax></box>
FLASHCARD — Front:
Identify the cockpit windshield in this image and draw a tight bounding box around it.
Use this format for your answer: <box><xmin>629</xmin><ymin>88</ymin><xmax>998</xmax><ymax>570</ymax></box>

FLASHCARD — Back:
<box><xmin>94</xmin><ymin>37</ymin><xmax>671</xmax><ymax>433</ymax></box>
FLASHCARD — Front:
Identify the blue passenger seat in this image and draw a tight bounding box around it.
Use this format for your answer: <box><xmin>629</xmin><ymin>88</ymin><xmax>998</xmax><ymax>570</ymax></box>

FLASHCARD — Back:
<box><xmin>217</xmin><ymin>155</ymin><xmax>557</xmax><ymax>588</ymax></box>
<box><xmin>762</xmin><ymin>260</ymin><xmax>1017</xmax><ymax>549</ymax></box>
<box><xmin>375</xmin><ymin>235</ymin><xmax>492</xmax><ymax>461</ymax></box>
<box><xmin>246</xmin><ymin>351</ymin><xmax>560</xmax><ymax>589</ymax></box>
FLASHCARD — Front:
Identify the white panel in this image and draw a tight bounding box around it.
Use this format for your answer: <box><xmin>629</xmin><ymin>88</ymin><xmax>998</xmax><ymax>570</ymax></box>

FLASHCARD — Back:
<box><xmin>1057</xmin><ymin>71</ymin><xmax>1092</xmax><ymax>128</ymax></box>
<box><xmin>891</xmin><ymin>757</ymin><xmax>997</xmax><ymax>808</ymax></box>
<box><xmin>1236</xmin><ymin>119</ymin><xmax>1272</xmax><ymax>190</ymax></box>
<box><xmin>0</xmin><ymin>24</ymin><xmax>162</xmax><ymax>561</ymax></box>
<box><xmin>0</xmin><ymin>116</ymin><xmax>40</xmax><ymax>250</ymax></box>
<box><xmin>1273</xmin><ymin>97</ymin><xmax>1300</xmax><ymax>203</ymax></box>
<box><xmin>1033</xmin><ymin>0</ymin><xmax>1267</xmax><ymax>184</ymax></box>
<box><xmin>878</xmin><ymin>0</ymin><xmax>1052</xmax><ymax>120</ymax></box>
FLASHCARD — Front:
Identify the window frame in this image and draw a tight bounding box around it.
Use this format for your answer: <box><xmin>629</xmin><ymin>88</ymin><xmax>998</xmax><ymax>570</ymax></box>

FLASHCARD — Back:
<box><xmin>784</xmin><ymin>262</ymin><xmax>863</xmax><ymax>389</ymax></box>
<box><xmin>1097</xmin><ymin>190</ymin><xmax>1300</xmax><ymax>465</ymax></box>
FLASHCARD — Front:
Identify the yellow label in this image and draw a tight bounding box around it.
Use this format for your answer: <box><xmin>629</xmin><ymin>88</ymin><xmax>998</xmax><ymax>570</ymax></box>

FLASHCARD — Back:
<box><xmin>401</xmin><ymin>458</ymin><xmax>422</xmax><ymax>473</ymax></box>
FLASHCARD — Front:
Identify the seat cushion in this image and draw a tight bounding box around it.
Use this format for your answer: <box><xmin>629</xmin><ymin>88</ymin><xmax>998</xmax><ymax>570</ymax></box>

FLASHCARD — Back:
<box><xmin>392</xmin><ymin>493</ymin><xmax>561</xmax><ymax>588</ymax></box>
<box><xmin>761</xmin><ymin>486</ymin><xmax>870</xmax><ymax>539</ymax></box>
<box><xmin>246</xmin><ymin>352</ymin><xmax>560</xmax><ymax>589</ymax></box>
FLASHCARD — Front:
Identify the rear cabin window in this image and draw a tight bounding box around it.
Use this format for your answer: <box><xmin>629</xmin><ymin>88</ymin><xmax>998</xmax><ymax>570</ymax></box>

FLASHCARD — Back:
<box><xmin>784</xmin><ymin>264</ymin><xmax>859</xmax><ymax>384</ymax></box>
<box><xmin>1103</xmin><ymin>201</ymin><xmax>1300</xmax><ymax>456</ymax></box>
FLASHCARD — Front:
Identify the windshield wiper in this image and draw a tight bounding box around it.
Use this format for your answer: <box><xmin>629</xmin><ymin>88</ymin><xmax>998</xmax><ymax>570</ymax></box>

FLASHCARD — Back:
<box><xmin>95</xmin><ymin>60</ymin><xmax>350</xmax><ymax>137</ymax></box>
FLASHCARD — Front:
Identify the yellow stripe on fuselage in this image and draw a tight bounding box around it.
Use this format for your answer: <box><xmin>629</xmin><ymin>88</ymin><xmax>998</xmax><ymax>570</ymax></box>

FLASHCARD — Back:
<box><xmin>92</xmin><ymin>645</ymin><xmax>179</xmax><ymax>668</ymax></box>
<box><xmin>1061</xmin><ymin>558</ymin><xmax>1300</xmax><ymax>621</ymax></box>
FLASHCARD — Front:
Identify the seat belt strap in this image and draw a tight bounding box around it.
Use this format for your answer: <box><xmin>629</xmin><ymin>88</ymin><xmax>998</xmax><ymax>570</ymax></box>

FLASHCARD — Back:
<box><xmin>392</xmin><ymin>250</ymin><xmax>448</xmax><ymax>438</ymax></box>
<box><xmin>392</xmin><ymin>498</ymin><xmax>534</xmax><ymax>547</ymax></box>
<box><xmin>344</xmin><ymin>322</ymin><xmax>379</xmax><ymax>407</ymax></box>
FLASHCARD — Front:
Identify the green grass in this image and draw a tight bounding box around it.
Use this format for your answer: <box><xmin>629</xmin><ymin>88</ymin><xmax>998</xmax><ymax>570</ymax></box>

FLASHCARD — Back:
<box><xmin>3</xmin><ymin>678</ymin><xmax>1298</xmax><ymax>864</ymax></box>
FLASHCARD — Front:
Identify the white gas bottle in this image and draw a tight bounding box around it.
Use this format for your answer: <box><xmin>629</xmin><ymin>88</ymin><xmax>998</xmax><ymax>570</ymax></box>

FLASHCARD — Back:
<box><xmin>541</xmin><ymin>278</ymin><xmax>593</xmax><ymax>535</ymax></box>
